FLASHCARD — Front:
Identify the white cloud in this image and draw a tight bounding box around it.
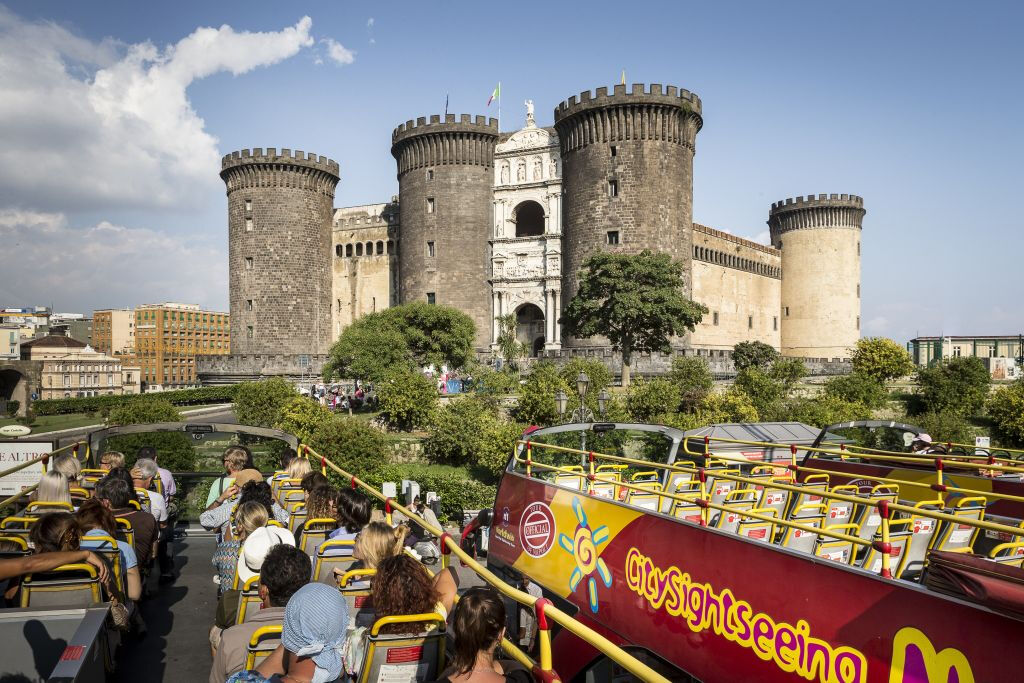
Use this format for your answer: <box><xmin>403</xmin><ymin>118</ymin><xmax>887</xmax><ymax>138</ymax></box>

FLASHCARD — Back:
<box><xmin>322</xmin><ymin>38</ymin><xmax>355</xmax><ymax>65</ymax></box>
<box><xmin>367</xmin><ymin>17</ymin><xmax>375</xmax><ymax>28</ymax></box>
<box><xmin>0</xmin><ymin>209</ymin><xmax>226</xmax><ymax>311</ymax></box>
<box><xmin>751</xmin><ymin>230</ymin><xmax>771</xmax><ymax>245</ymax></box>
<box><xmin>0</xmin><ymin>9</ymin><xmax>315</xmax><ymax>212</ymax></box>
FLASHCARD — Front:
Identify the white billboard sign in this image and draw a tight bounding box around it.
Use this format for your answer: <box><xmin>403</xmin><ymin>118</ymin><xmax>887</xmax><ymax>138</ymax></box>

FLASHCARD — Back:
<box><xmin>0</xmin><ymin>441</ymin><xmax>54</xmax><ymax>496</ymax></box>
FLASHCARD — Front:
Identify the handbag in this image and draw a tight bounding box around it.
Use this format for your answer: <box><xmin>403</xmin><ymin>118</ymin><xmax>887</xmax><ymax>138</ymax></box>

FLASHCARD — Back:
<box><xmin>108</xmin><ymin>595</ymin><xmax>132</xmax><ymax>631</ymax></box>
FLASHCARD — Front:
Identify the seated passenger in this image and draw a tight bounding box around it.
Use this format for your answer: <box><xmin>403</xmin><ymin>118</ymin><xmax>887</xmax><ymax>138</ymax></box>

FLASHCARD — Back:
<box><xmin>137</xmin><ymin>446</ymin><xmax>178</xmax><ymax>583</ymax></box>
<box><xmin>99</xmin><ymin>450</ymin><xmax>125</xmax><ymax>472</ymax></box>
<box><xmin>226</xmin><ymin>582</ymin><xmax>349</xmax><ymax>683</ymax></box>
<box><xmin>436</xmin><ymin>587</ymin><xmax>532</xmax><ymax>683</ymax></box>
<box><xmin>326</xmin><ymin>489</ymin><xmax>371</xmax><ymax>542</ymax></box>
<box><xmin>266</xmin><ymin>447</ymin><xmax>298</xmax><ymax>487</ymax></box>
<box><xmin>210</xmin><ymin>544</ymin><xmax>311</xmax><ymax>683</ymax></box>
<box><xmin>51</xmin><ymin>453</ymin><xmax>83</xmax><ymax>490</ymax></box>
<box><xmin>207</xmin><ymin>446</ymin><xmax>255</xmax><ymax>508</ymax></box>
<box><xmin>1</xmin><ymin>513</ymin><xmax>109</xmax><ymax>602</ymax></box>
<box><xmin>132</xmin><ymin>458</ymin><xmax>168</xmax><ymax>524</ymax></box>
<box><xmin>212</xmin><ymin>502</ymin><xmax>269</xmax><ymax>594</ymax></box>
<box><xmin>96</xmin><ymin>473</ymin><xmax>157</xmax><ymax>569</ymax></box>
<box><xmin>285</xmin><ymin>455</ymin><xmax>311</xmax><ymax>482</ymax></box>
<box><xmin>33</xmin><ymin>471</ymin><xmax>72</xmax><ymax>509</ymax></box>
<box><xmin>343</xmin><ymin>554</ymin><xmax>456</xmax><ymax>677</ymax></box>
<box><xmin>304</xmin><ymin>485</ymin><xmax>339</xmax><ymax>523</ymax></box>
<box><xmin>77</xmin><ymin>499</ymin><xmax>142</xmax><ymax>600</ymax></box>
<box><xmin>202</xmin><ymin>481</ymin><xmax>290</xmax><ymax>534</ymax></box>
<box><xmin>137</xmin><ymin>445</ymin><xmax>177</xmax><ymax>499</ymax></box>
<box><xmin>331</xmin><ymin>521</ymin><xmax>407</xmax><ymax>573</ymax></box>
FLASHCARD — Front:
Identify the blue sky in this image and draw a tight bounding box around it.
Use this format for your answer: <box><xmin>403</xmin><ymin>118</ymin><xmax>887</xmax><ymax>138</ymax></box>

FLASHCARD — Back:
<box><xmin>0</xmin><ymin>1</ymin><xmax>1021</xmax><ymax>343</ymax></box>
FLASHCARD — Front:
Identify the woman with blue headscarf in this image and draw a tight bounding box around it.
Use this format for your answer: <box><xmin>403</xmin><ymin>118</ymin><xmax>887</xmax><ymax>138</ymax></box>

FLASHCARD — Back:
<box><xmin>226</xmin><ymin>582</ymin><xmax>349</xmax><ymax>683</ymax></box>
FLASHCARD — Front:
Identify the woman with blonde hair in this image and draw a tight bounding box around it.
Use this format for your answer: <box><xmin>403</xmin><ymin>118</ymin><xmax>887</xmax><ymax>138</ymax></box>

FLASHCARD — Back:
<box><xmin>34</xmin><ymin>471</ymin><xmax>72</xmax><ymax>507</ymax></box>
<box><xmin>98</xmin><ymin>451</ymin><xmax>125</xmax><ymax>471</ymax></box>
<box><xmin>50</xmin><ymin>454</ymin><xmax>82</xmax><ymax>487</ymax></box>
<box><xmin>285</xmin><ymin>456</ymin><xmax>311</xmax><ymax>481</ymax></box>
<box><xmin>212</xmin><ymin>500</ymin><xmax>269</xmax><ymax>594</ymax></box>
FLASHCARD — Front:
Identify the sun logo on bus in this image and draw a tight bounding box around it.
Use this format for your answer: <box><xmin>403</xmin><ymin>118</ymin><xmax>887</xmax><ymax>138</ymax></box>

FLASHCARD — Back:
<box><xmin>558</xmin><ymin>496</ymin><xmax>613</xmax><ymax>613</ymax></box>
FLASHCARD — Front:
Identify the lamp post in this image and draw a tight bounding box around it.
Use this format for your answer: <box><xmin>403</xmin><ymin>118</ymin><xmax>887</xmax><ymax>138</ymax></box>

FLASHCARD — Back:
<box><xmin>555</xmin><ymin>372</ymin><xmax>609</xmax><ymax>458</ymax></box>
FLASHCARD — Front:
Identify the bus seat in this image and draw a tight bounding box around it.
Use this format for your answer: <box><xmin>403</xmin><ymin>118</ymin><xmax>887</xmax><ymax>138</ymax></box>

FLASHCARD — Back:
<box><xmin>710</xmin><ymin>489</ymin><xmax>757</xmax><ymax>528</ymax></box>
<box><xmin>554</xmin><ymin>466</ymin><xmax>585</xmax><ymax>491</ymax></box>
<box><xmin>0</xmin><ymin>535</ymin><xmax>29</xmax><ymax>559</ymax></box>
<box><xmin>244</xmin><ymin>625</ymin><xmax>283</xmax><ymax>670</ymax></box>
<box><xmin>630</xmin><ymin>470</ymin><xmax>660</xmax><ymax>483</ymax></box>
<box><xmin>126</xmin><ymin>499</ymin><xmax>141</xmax><ymax>511</ymax></box>
<box><xmin>313</xmin><ymin>539</ymin><xmax>357</xmax><ymax>585</ymax></box>
<box><xmin>660</xmin><ymin>472</ymin><xmax>697</xmax><ymax>513</ymax></box>
<box><xmin>82</xmin><ymin>533</ymin><xmax>126</xmax><ymax>595</ymax></box>
<box><xmin>670</xmin><ymin>497</ymin><xmax>704</xmax><ymax>525</ymax></box>
<box><xmin>236</xmin><ymin>575</ymin><xmax>262</xmax><ymax>624</ymax></box>
<box><xmin>266</xmin><ymin>520</ymin><xmax>284</xmax><ymax>528</ymax></box>
<box><xmin>135</xmin><ymin>489</ymin><xmax>152</xmax><ymax>514</ymax></box>
<box><xmin>115</xmin><ymin>517</ymin><xmax>135</xmax><ymax>551</ymax></box>
<box><xmin>814</xmin><ymin>524</ymin><xmax>860</xmax><ymax>565</ymax></box>
<box><xmin>288</xmin><ymin>508</ymin><xmax>308</xmax><ymax>535</ymax></box>
<box><xmin>824</xmin><ymin>485</ymin><xmax>860</xmax><ymax>526</ymax></box>
<box><xmin>707</xmin><ymin>469</ymin><xmax>740</xmax><ymax>507</ymax></box>
<box><xmin>0</xmin><ymin>517</ymin><xmax>36</xmax><ymax>541</ymax></box>
<box><xmin>778</xmin><ymin>505</ymin><xmax>826</xmax><ymax>554</ymax></box>
<box><xmin>988</xmin><ymin>543</ymin><xmax>1024</xmax><ymax>568</ymax></box>
<box><xmin>714</xmin><ymin>499</ymin><xmax>754</xmax><ymax>535</ymax></box>
<box><xmin>623</xmin><ymin>482</ymin><xmax>660</xmax><ymax>512</ymax></box>
<box><xmin>756</xmin><ymin>479</ymin><xmax>791</xmax><ymax>519</ymax></box>
<box><xmin>69</xmin><ymin>487</ymin><xmax>90</xmax><ymax>502</ymax></box>
<box><xmin>929</xmin><ymin>497</ymin><xmax>986</xmax><ymax>554</ymax></box>
<box><xmin>279</xmin><ymin>488</ymin><xmax>305</xmax><ymax>508</ymax></box>
<box><xmin>339</xmin><ymin>569</ymin><xmax>377</xmax><ymax>629</ymax></box>
<box><xmin>894</xmin><ymin>501</ymin><xmax>943</xmax><ymax>580</ymax></box>
<box><xmin>787</xmin><ymin>475</ymin><xmax>829</xmax><ymax>516</ymax></box>
<box><xmin>859</xmin><ymin>520</ymin><xmax>912</xmax><ymax>576</ymax></box>
<box><xmin>592</xmin><ymin>465</ymin><xmax>626</xmax><ymax>500</ymax></box>
<box><xmin>298</xmin><ymin>518</ymin><xmax>338</xmax><ymax>557</ymax></box>
<box><xmin>24</xmin><ymin>501</ymin><xmax>74</xmax><ymax>515</ymax></box>
<box><xmin>853</xmin><ymin>487</ymin><xmax>899</xmax><ymax>542</ymax></box>
<box><xmin>736</xmin><ymin>508</ymin><xmax>777</xmax><ymax>543</ymax></box>
<box><xmin>150</xmin><ymin>475</ymin><xmax>164</xmax><ymax>496</ymax></box>
<box><xmin>788</xmin><ymin>498</ymin><xmax>827</xmax><ymax>521</ymax></box>
<box><xmin>357</xmin><ymin>613</ymin><xmax>446</xmax><ymax>683</ymax></box>
<box><xmin>20</xmin><ymin>563</ymin><xmax>102</xmax><ymax>608</ymax></box>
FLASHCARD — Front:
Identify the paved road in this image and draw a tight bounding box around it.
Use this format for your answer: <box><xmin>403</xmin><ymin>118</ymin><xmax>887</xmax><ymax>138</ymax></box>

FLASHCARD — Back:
<box><xmin>46</xmin><ymin>406</ymin><xmax>238</xmax><ymax>448</ymax></box>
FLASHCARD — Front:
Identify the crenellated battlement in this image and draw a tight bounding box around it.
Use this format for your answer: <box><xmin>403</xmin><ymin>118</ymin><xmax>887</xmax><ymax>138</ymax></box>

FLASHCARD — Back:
<box><xmin>769</xmin><ymin>193</ymin><xmax>863</xmax><ymax>213</ymax></box>
<box><xmin>554</xmin><ymin>83</ymin><xmax>702</xmax><ymax>121</ymax></box>
<box><xmin>392</xmin><ymin>114</ymin><xmax>499</xmax><ymax>144</ymax></box>
<box><xmin>221</xmin><ymin>148</ymin><xmax>340</xmax><ymax>176</ymax></box>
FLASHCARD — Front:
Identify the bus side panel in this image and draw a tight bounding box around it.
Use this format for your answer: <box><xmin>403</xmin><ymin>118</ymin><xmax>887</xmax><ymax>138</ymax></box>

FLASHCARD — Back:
<box><xmin>491</xmin><ymin>472</ymin><xmax>1024</xmax><ymax>683</ymax></box>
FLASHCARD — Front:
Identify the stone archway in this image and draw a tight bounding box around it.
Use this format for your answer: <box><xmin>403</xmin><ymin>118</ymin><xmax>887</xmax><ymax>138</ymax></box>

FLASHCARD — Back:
<box><xmin>514</xmin><ymin>201</ymin><xmax>545</xmax><ymax>238</ymax></box>
<box><xmin>515</xmin><ymin>304</ymin><xmax>545</xmax><ymax>357</ymax></box>
<box><xmin>0</xmin><ymin>368</ymin><xmax>27</xmax><ymax>417</ymax></box>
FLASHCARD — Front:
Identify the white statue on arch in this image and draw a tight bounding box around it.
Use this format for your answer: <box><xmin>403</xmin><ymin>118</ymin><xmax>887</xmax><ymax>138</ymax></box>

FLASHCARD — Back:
<box><xmin>525</xmin><ymin>99</ymin><xmax>536</xmax><ymax>127</ymax></box>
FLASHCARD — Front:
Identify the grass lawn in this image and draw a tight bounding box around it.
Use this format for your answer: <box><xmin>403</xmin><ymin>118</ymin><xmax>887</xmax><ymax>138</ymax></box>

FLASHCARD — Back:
<box><xmin>0</xmin><ymin>412</ymin><xmax>103</xmax><ymax>433</ymax></box>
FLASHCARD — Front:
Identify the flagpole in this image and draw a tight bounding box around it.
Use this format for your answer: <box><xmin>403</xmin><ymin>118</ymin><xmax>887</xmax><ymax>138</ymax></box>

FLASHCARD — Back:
<box><xmin>497</xmin><ymin>81</ymin><xmax>501</xmax><ymax>132</ymax></box>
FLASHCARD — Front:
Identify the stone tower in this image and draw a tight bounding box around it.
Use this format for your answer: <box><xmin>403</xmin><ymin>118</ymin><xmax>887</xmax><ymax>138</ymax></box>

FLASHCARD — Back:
<box><xmin>553</xmin><ymin>83</ymin><xmax>703</xmax><ymax>346</ymax></box>
<box><xmin>769</xmin><ymin>194</ymin><xmax>865</xmax><ymax>358</ymax></box>
<box><xmin>391</xmin><ymin>114</ymin><xmax>498</xmax><ymax>348</ymax></box>
<box><xmin>221</xmin><ymin>148</ymin><xmax>340</xmax><ymax>357</ymax></box>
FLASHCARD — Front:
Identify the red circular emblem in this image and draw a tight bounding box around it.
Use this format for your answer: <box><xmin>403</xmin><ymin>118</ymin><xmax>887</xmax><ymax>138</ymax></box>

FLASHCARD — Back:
<box><xmin>520</xmin><ymin>502</ymin><xmax>555</xmax><ymax>558</ymax></box>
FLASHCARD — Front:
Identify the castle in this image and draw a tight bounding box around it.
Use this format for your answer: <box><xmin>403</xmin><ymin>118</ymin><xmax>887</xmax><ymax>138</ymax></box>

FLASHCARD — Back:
<box><xmin>198</xmin><ymin>83</ymin><xmax>864</xmax><ymax>384</ymax></box>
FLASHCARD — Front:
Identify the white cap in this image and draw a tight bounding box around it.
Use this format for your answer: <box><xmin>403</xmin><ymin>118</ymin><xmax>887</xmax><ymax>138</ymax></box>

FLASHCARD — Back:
<box><xmin>915</xmin><ymin>433</ymin><xmax>933</xmax><ymax>444</ymax></box>
<box><xmin>237</xmin><ymin>526</ymin><xmax>296</xmax><ymax>584</ymax></box>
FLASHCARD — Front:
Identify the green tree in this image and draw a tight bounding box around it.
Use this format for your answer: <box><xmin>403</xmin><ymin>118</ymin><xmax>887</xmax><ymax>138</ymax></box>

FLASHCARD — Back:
<box><xmin>273</xmin><ymin>397</ymin><xmax>332</xmax><ymax>446</ymax></box>
<box><xmin>560</xmin><ymin>250</ymin><xmax>706</xmax><ymax>388</ymax></box>
<box><xmin>824</xmin><ymin>372</ymin><xmax>888</xmax><ymax>409</ymax></box>
<box><xmin>495</xmin><ymin>313</ymin><xmax>529</xmax><ymax>373</ymax></box>
<box><xmin>387</xmin><ymin>302</ymin><xmax>476</xmax><ymax>370</ymax></box>
<box><xmin>233</xmin><ymin>378</ymin><xmax>297</xmax><ymax>428</ymax></box>
<box><xmin>308</xmin><ymin>416</ymin><xmax>388</xmax><ymax>477</ymax></box>
<box><xmin>324</xmin><ymin>314</ymin><xmax>412</xmax><ymax>383</ymax></box>
<box><xmin>668</xmin><ymin>356</ymin><xmax>714</xmax><ymax>410</ymax></box>
<box><xmin>733</xmin><ymin>367</ymin><xmax>786</xmax><ymax>418</ymax></box>
<box><xmin>909</xmin><ymin>410</ymin><xmax>975</xmax><ymax>445</ymax></box>
<box><xmin>914</xmin><ymin>357</ymin><xmax>990</xmax><ymax>416</ymax></box>
<box><xmin>780</xmin><ymin>395</ymin><xmax>871</xmax><ymax>428</ymax></box>
<box><xmin>769</xmin><ymin>358</ymin><xmax>807</xmax><ymax>393</ymax></box>
<box><xmin>511</xmin><ymin>361</ymin><xmax>571</xmax><ymax>426</ymax></box>
<box><xmin>423</xmin><ymin>395</ymin><xmax>525</xmax><ymax>479</ymax></box>
<box><xmin>732</xmin><ymin>341</ymin><xmax>778</xmax><ymax>371</ymax></box>
<box><xmin>626</xmin><ymin>378</ymin><xmax>682</xmax><ymax>423</ymax></box>
<box><xmin>558</xmin><ymin>358</ymin><xmax>613</xmax><ymax>396</ymax></box>
<box><xmin>104</xmin><ymin>399</ymin><xmax>196</xmax><ymax>472</ymax></box>
<box><xmin>376</xmin><ymin>369</ymin><xmax>438</xmax><ymax>431</ymax></box>
<box><xmin>987</xmin><ymin>380</ymin><xmax>1024</xmax><ymax>445</ymax></box>
<box><xmin>699</xmin><ymin>390</ymin><xmax>760</xmax><ymax>424</ymax></box>
<box><xmin>851</xmin><ymin>337</ymin><xmax>914</xmax><ymax>382</ymax></box>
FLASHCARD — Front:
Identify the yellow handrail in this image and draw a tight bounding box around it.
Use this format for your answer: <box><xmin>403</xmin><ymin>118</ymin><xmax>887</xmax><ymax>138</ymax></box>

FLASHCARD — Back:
<box><xmin>0</xmin><ymin>440</ymin><xmax>87</xmax><ymax>480</ymax></box>
<box><xmin>301</xmin><ymin>444</ymin><xmax>668</xmax><ymax>683</ymax></box>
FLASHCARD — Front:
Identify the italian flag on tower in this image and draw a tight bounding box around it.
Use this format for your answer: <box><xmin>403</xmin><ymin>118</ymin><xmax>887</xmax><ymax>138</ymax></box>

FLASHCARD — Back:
<box><xmin>487</xmin><ymin>82</ymin><xmax>500</xmax><ymax>106</ymax></box>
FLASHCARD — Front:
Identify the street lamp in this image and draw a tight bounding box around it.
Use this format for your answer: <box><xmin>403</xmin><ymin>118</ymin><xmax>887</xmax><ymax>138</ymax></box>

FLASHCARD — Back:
<box><xmin>597</xmin><ymin>388</ymin><xmax>609</xmax><ymax>416</ymax></box>
<box><xmin>555</xmin><ymin>373</ymin><xmax>609</xmax><ymax>465</ymax></box>
<box><xmin>554</xmin><ymin>389</ymin><xmax>568</xmax><ymax>417</ymax></box>
<box><xmin>576</xmin><ymin>372</ymin><xmax>590</xmax><ymax>400</ymax></box>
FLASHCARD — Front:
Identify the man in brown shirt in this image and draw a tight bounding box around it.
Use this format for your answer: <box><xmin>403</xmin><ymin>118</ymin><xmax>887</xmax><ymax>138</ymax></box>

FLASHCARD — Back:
<box><xmin>209</xmin><ymin>544</ymin><xmax>311</xmax><ymax>683</ymax></box>
<box><xmin>97</xmin><ymin>473</ymin><xmax>158</xmax><ymax>568</ymax></box>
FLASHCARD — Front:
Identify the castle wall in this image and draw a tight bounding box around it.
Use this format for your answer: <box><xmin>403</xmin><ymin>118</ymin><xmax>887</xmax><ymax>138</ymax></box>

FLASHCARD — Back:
<box><xmin>554</xmin><ymin>84</ymin><xmax>703</xmax><ymax>347</ymax></box>
<box><xmin>391</xmin><ymin>115</ymin><xmax>498</xmax><ymax>349</ymax></box>
<box><xmin>331</xmin><ymin>203</ymin><xmax>399</xmax><ymax>340</ymax></box>
<box><xmin>770</xmin><ymin>194</ymin><xmax>864</xmax><ymax>359</ymax></box>
<box><xmin>689</xmin><ymin>224</ymin><xmax>782</xmax><ymax>350</ymax></box>
<box><xmin>221</xmin><ymin>148</ymin><xmax>339</xmax><ymax>357</ymax></box>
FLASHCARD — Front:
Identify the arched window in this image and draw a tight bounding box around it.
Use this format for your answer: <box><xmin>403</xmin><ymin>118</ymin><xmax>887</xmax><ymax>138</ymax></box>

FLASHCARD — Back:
<box><xmin>376</xmin><ymin>241</ymin><xmax>384</xmax><ymax>255</ymax></box>
<box><xmin>356</xmin><ymin>243</ymin><xmax>363</xmax><ymax>256</ymax></box>
<box><xmin>387</xmin><ymin>240</ymin><xmax>394</xmax><ymax>254</ymax></box>
<box><xmin>335</xmin><ymin>244</ymin><xmax>343</xmax><ymax>257</ymax></box>
<box><xmin>513</xmin><ymin>201</ymin><xmax>545</xmax><ymax>237</ymax></box>
<box><xmin>346</xmin><ymin>244</ymin><xmax>353</xmax><ymax>257</ymax></box>
<box><xmin>366</xmin><ymin>241</ymin><xmax>373</xmax><ymax>255</ymax></box>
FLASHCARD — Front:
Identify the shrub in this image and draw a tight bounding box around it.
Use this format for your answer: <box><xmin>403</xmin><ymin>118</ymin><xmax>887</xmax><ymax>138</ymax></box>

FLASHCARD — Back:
<box><xmin>273</xmin><ymin>397</ymin><xmax>332</xmax><ymax>445</ymax></box>
<box><xmin>511</xmin><ymin>362</ymin><xmax>570</xmax><ymax>426</ymax></box>
<box><xmin>424</xmin><ymin>396</ymin><xmax>494</xmax><ymax>467</ymax></box>
<box><xmin>104</xmin><ymin>399</ymin><xmax>196</xmax><ymax>471</ymax></box>
<box><xmin>769</xmin><ymin>358</ymin><xmax>807</xmax><ymax>393</ymax></box>
<box><xmin>733</xmin><ymin>367</ymin><xmax>785</xmax><ymax>418</ymax></box>
<box><xmin>233</xmin><ymin>378</ymin><xmax>297</xmax><ymax>428</ymax></box>
<box><xmin>376</xmin><ymin>369</ymin><xmax>438</xmax><ymax>431</ymax></box>
<box><xmin>914</xmin><ymin>357</ymin><xmax>990</xmax><ymax>416</ymax></box>
<box><xmin>668</xmin><ymin>356</ymin><xmax>713</xmax><ymax>410</ymax></box>
<box><xmin>558</xmin><ymin>358</ymin><xmax>613</xmax><ymax>395</ymax></box>
<box><xmin>477</xmin><ymin>421</ymin><xmax>528</xmax><ymax>478</ymax></box>
<box><xmin>698</xmin><ymin>390</ymin><xmax>760</xmax><ymax>424</ymax></box>
<box><xmin>779</xmin><ymin>395</ymin><xmax>871</xmax><ymax>428</ymax></box>
<box><xmin>472</xmin><ymin>367</ymin><xmax>519</xmax><ymax>397</ymax></box>
<box><xmin>3</xmin><ymin>400</ymin><xmax>19</xmax><ymax>416</ymax></box>
<box><xmin>987</xmin><ymin>381</ymin><xmax>1024</xmax><ymax>445</ymax></box>
<box><xmin>32</xmin><ymin>385</ymin><xmax>237</xmax><ymax>416</ymax></box>
<box><xmin>359</xmin><ymin>465</ymin><xmax>496</xmax><ymax>524</ymax></box>
<box><xmin>824</xmin><ymin>372</ymin><xmax>889</xmax><ymax>409</ymax></box>
<box><xmin>626</xmin><ymin>378</ymin><xmax>681</xmax><ymax>423</ymax></box>
<box><xmin>308</xmin><ymin>416</ymin><xmax>389</xmax><ymax>476</ymax></box>
<box><xmin>909</xmin><ymin>410</ymin><xmax>976</xmax><ymax>445</ymax></box>
<box><xmin>851</xmin><ymin>337</ymin><xmax>914</xmax><ymax>381</ymax></box>
<box><xmin>732</xmin><ymin>341</ymin><xmax>778</xmax><ymax>370</ymax></box>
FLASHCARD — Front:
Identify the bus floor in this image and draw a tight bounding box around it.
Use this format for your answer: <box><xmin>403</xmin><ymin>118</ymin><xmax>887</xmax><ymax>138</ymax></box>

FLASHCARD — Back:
<box><xmin>112</xmin><ymin>532</ymin><xmax>217</xmax><ymax>683</ymax></box>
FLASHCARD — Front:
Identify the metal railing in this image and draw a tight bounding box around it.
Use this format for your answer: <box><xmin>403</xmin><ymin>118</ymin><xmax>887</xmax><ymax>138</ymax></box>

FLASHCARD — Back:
<box><xmin>300</xmin><ymin>444</ymin><xmax>669</xmax><ymax>683</ymax></box>
<box><xmin>0</xmin><ymin>441</ymin><xmax>88</xmax><ymax>510</ymax></box>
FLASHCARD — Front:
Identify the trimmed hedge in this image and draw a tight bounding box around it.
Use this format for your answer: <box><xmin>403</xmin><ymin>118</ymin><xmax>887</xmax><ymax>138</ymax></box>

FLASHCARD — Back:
<box><xmin>33</xmin><ymin>385</ymin><xmax>238</xmax><ymax>416</ymax></box>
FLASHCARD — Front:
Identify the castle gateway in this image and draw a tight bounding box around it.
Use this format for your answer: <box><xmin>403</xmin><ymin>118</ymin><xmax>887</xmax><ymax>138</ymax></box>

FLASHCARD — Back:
<box><xmin>200</xmin><ymin>83</ymin><xmax>863</xmax><ymax>383</ymax></box>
